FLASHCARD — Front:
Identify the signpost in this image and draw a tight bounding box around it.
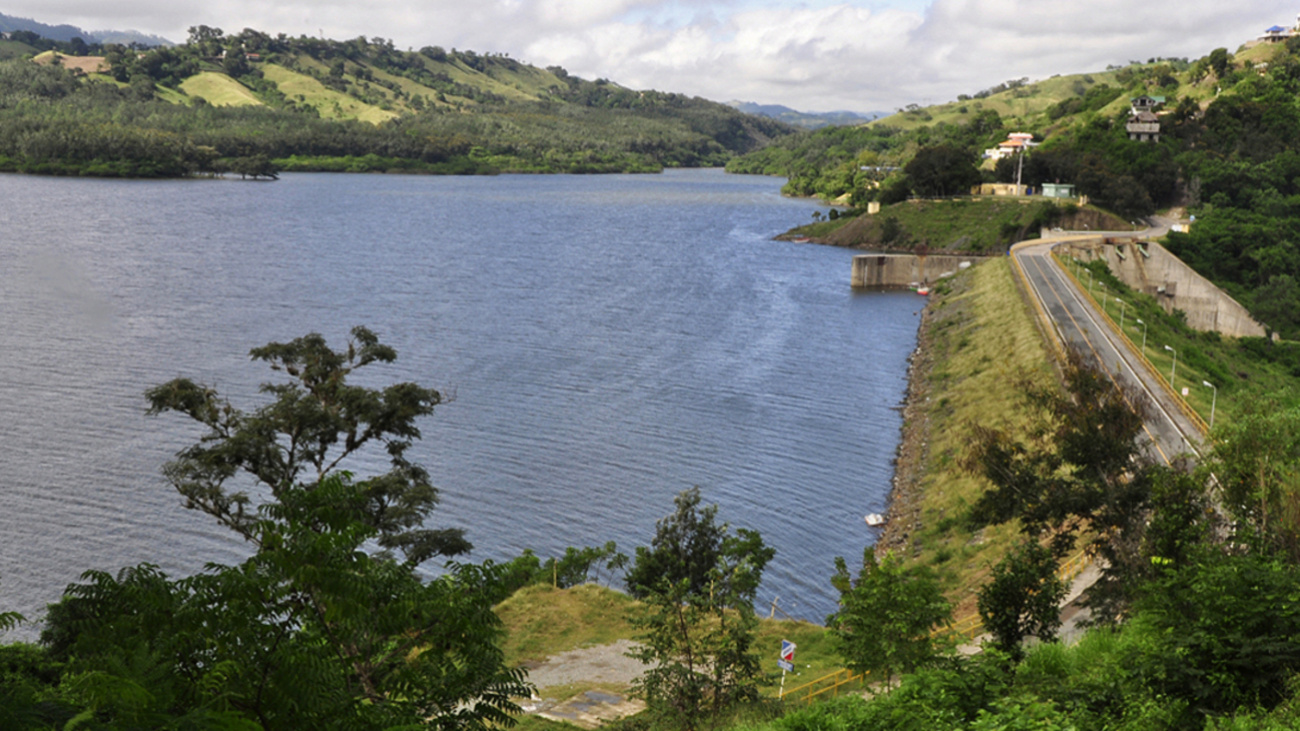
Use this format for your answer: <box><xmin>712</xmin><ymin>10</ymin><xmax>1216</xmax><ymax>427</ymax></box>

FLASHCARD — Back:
<box><xmin>778</xmin><ymin>640</ymin><xmax>797</xmax><ymax>698</ymax></box>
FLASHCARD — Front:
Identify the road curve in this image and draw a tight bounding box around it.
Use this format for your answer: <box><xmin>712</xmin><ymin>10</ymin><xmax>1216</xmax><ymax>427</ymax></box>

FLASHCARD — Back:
<box><xmin>1010</xmin><ymin>237</ymin><xmax>1204</xmax><ymax>466</ymax></box>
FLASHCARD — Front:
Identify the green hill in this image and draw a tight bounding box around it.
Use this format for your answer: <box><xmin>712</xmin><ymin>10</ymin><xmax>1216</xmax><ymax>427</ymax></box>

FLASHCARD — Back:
<box><xmin>728</xmin><ymin>41</ymin><xmax>1300</xmax><ymax>339</ymax></box>
<box><xmin>0</xmin><ymin>28</ymin><xmax>795</xmax><ymax>177</ymax></box>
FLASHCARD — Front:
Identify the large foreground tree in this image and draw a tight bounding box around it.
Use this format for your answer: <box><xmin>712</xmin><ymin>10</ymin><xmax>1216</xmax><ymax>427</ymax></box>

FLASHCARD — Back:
<box><xmin>146</xmin><ymin>326</ymin><xmax>468</xmax><ymax>565</ymax></box>
<box><xmin>40</xmin><ymin>474</ymin><xmax>528</xmax><ymax>730</ymax></box>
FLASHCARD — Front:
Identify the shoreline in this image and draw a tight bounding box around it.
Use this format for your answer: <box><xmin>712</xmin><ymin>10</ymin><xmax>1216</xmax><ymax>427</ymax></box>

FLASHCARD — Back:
<box><xmin>876</xmin><ymin>290</ymin><xmax>936</xmax><ymax>559</ymax></box>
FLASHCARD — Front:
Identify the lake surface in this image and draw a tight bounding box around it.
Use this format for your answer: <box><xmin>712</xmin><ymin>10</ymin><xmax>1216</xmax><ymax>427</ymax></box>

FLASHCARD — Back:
<box><xmin>0</xmin><ymin>168</ymin><xmax>920</xmax><ymax>635</ymax></box>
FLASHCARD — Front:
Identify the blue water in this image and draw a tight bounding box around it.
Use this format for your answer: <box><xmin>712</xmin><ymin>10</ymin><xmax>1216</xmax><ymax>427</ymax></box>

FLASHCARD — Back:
<box><xmin>0</xmin><ymin>169</ymin><xmax>920</xmax><ymax>635</ymax></box>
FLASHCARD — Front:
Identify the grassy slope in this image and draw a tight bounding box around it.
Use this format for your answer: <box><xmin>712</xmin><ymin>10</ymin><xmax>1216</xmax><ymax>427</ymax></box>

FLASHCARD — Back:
<box><xmin>179</xmin><ymin>71</ymin><xmax>264</xmax><ymax>107</ymax></box>
<box><xmin>899</xmin><ymin>259</ymin><xmax>1055</xmax><ymax>618</ymax></box>
<box><xmin>872</xmin><ymin>69</ymin><xmax>1125</xmax><ymax>131</ymax></box>
<box><xmin>480</xmin><ymin>59</ymin><xmax>567</xmax><ymax>99</ymax></box>
<box><xmin>787</xmin><ymin>199</ymin><xmax>1129</xmax><ymax>255</ymax></box>
<box><xmin>497</xmin><ymin>584</ymin><xmax>842</xmax><ymax>693</ymax></box>
<box><xmin>427</xmin><ymin>56</ymin><xmax>551</xmax><ymax>103</ymax></box>
<box><xmin>868</xmin><ymin>53</ymin><xmax>1256</xmax><ymax>135</ymax></box>
<box><xmin>1056</xmin><ymin>254</ymin><xmax>1300</xmax><ymax>426</ymax></box>
<box><xmin>260</xmin><ymin>62</ymin><xmax>397</xmax><ymax>123</ymax></box>
<box><xmin>0</xmin><ymin>39</ymin><xmax>37</xmax><ymax>60</ymax></box>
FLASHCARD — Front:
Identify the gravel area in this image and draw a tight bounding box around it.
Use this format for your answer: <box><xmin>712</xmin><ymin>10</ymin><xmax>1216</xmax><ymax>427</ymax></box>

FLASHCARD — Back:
<box><xmin>523</xmin><ymin>639</ymin><xmax>646</xmax><ymax>689</ymax></box>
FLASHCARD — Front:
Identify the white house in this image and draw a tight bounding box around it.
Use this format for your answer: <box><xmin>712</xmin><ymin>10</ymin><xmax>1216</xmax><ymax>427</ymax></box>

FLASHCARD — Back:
<box><xmin>984</xmin><ymin>132</ymin><xmax>1037</xmax><ymax>161</ymax></box>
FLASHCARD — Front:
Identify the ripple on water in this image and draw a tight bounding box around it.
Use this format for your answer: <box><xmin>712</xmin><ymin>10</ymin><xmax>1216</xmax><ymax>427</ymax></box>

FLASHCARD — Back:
<box><xmin>0</xmin><ymin>170</ymin><xmax>918</xmax><ymax>637</ymax></box>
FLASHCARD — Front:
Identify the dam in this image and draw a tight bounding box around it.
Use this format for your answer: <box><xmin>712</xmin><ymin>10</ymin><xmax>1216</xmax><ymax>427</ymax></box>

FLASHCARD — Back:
<box><xmin>851</xmin><ymin>253</ymin><xmax>986</xmax><ymax>288</ymax></box>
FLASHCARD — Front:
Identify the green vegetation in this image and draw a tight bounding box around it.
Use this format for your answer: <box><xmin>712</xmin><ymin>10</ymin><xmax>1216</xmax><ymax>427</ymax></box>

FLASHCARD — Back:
<box><xmin>828</xmin><ymin>550</ymin><xmax>951</xmax><ymax>686</ymax></box>
<box><xmin>736</xmin><ymin>40</ymin><xmax>1300</xmax><ymax>337</ymax></box>
<box><xmin>1059</xmin><ymin>256</ymin><xmax>1300</xmax><ymax>422</ymax></box>
<box><xmin>0</xmin><ymin>329</ymin><xmax>527</xmax><ymax>728</ymax></box>
<box><xmin>627</xmin><ymin>489</ymin><xmax>773</xmax><ymax>730</ymax></box>
<box><xmin>894</xmin><ymin>261</ymin><xmax>1054</xmax><ymax>617</ymax></box>
<box><xmin>498</xmin><ymin>584</ymin><xmax>638</xmax><ymax>665</ymax></box>
<box><xmin>0</xmin><ymin>26</ymin><xmax>795</xmax><ymax>178</ymax></box>
<box><xmin>787</xmin><ymin>198</ymin><xmax>1127</xmax><ymax>254</ymax></box>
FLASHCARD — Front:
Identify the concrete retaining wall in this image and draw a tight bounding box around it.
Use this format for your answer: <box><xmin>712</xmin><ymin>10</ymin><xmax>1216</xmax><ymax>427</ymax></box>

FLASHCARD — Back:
<box><xmin>852</xmin><ymin>254</ymin><xmax>986</xmax><ymax>288</ymax></box>
<box><xmin>1057</xmin><ymin>238</ymin><xmax>1266</xmax><ymax>338</ymax></box>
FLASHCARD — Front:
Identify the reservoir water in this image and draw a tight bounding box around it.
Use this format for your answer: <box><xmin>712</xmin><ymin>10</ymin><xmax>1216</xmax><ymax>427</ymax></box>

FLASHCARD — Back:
<box><xmin>0</xmin><ymin>168</ymin><xmax>920</xmax><ymax>635</ymax></box>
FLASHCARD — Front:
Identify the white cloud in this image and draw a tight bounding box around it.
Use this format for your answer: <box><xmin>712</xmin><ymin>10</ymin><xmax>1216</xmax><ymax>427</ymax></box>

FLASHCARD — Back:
<box><xmin>4</xmin><ymin>0</ymin><xmax>1292</xmax><ymax>112</ymax></box>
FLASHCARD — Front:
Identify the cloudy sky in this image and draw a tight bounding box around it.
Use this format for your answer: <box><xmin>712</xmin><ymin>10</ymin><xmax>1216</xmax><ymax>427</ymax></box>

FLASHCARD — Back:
<box><xmin>13</xmin><ymin>0</ymin><xmax>1295</xmax><ymax>112</ymax></box>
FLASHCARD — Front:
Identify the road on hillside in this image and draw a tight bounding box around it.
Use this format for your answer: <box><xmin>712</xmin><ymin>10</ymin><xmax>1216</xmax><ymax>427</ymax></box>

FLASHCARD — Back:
<box><xmin>1011</xmin><ymin>238</ymin><xmax>1203</xmax><ymax>466</ymax></box>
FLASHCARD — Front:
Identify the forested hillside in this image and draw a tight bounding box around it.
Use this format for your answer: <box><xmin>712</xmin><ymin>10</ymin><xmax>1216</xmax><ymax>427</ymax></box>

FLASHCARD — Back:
<box><xmin>0</xmin><ymin>26</ymin><xmax>795</xmax><ymax>177</ymax></box>
<box><xmin>730</xmin><ymin>41</ymin><xmax>1300</xmax><ymax>340</ymax></box>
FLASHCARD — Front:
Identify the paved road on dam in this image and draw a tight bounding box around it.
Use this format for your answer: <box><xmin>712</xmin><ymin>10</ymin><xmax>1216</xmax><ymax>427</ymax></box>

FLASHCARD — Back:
<box><xmin>1011</xmin><ymin>238</ymin><xmax>1205</xmax><ymax>466</ymax></box>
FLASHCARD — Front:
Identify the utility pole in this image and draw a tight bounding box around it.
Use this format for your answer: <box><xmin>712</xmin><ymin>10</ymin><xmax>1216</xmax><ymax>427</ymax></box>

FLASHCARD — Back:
<box><xmin>1015</xmin><ymin>148</ymin><xmax>1025</xmax><ymax>196</ymax></box>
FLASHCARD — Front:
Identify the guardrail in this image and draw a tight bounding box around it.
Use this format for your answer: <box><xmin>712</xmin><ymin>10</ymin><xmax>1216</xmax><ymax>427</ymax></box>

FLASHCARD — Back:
<box><xmin>1009</xmin><ymin>242</ymin><xmax>1067</xmax><ymax>361</ymax></box>
<box><xmin>781</xmin><ymin>668</ymin><xmax>867</xmax><ymax>704</ymax></box>
<box><xmin>1052</xmin><ymin>250</ymin><xmax>1210</xmax><ymax>438</ymax></box>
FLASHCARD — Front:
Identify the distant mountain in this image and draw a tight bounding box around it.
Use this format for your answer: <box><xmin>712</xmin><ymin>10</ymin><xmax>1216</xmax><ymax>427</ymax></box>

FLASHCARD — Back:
<box><xmin>0</xmin><ymin>12</ymin><xmax>89</xmax><ymax>42</ymax></box>
<box><xmin>91</xmin><ymin>29</ymin><xmax>174</xmax><ymax>47</ymax></box>
<box><xmin>728</xmin><ymin>101</ymin><xmax>885</xmax><ymax>130</ymax></box>
<box><xmin>0</xmin><ymin>12</ymin><xmax>172</xmax><ymax>46</ymax></box>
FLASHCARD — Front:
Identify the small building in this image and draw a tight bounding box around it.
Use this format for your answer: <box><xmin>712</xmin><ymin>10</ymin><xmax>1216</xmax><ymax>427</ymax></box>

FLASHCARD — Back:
<box><xmin>1261</xmin><ymin>24</ymin><xmax>1292</xmax><ymax>42</ymax></box>
<box><xmin>972</xmin><ymin>183</ymin><xmax>1028</xmax><ymax>196</ymax></box>
<box><xmin>1127</xmin><ymin>111</ymin><xmax>1161</xmax><ymax>142</ymax></box>
<box><xmin>1129</xmin><ymin>95</ymin><xmax>1166</xmax><ymax>114</ymax></box>
<box><xmin>1041</xmin><ymin>183</ymin><xmax>1077</xmax><ymax>199</ymax></box>
<box><xmin>983</xmin><ymin>132</ymin><xmax>1037</xmax><ymax>161</ymax></box>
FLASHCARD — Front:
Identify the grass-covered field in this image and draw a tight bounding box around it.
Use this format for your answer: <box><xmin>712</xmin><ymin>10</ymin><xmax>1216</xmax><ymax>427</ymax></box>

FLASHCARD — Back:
<box><xmin>872</xmin><ymin>68</ymin><xmax>1128</xmax><ymax>131</ymax></box>
<box><xmin>178</xmin><ymin>71</ymin><xmax>264</xmax><ymax>107</ymax></box>
<box><xmin>260</xmin><ymin>62</ymin><xmax>398</xmax><ymax>123</ymax></box>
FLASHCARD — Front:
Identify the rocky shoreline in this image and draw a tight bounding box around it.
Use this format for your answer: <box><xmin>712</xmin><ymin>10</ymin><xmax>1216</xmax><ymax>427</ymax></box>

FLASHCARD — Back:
<box><xmin>875</xmin><ymin>294</ymin><xmax>937</xmax><ymax>559</ymax></box>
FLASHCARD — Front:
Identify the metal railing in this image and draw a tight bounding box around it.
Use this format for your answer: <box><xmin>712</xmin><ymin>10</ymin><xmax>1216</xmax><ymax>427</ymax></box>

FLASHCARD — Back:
<box><xmin>781</xmin><ymin>668</ymin><xmax>867</xmax><ymax>704</ymax></box>
<box><xmin>1053</xmin><ymin>251</ymin><xmax>1210</xmax><ymax>437</ymax></box>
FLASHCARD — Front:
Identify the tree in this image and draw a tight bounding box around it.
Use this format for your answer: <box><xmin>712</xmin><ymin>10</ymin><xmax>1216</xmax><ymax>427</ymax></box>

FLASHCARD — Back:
<box><xmin>145</xmin><ymin>326</ymin><xmax>469</xmax><ymax>566</ymax></box>
<box><xmin>976</xmin><ymin>539</ymin><xmax>1067</xmax><ymax>661</ymax></box>
<box><xmin>227</xmin><ymin>154</ymin><xmax>281</xmax><ymax>180</ymax></box>
<box><xmin>1207</xmin><ymin>394</ymin><xmax>1300</xmax><ymax>557</ymax></box>
<box><xmin>903</xmin><ymin>144</ymin><xmax>982</xmax><ymax>198</ymax></box>
<box><xmin>967</xmin><ymin>350</ymin><xmax>1147</xmax><ymax>543</ymax></box>
<box><xmin>42</xmin><ymin>474</ymin><xmax>529</xmax><ymax>729</ymax></box>
<box><xmin>1208</xmin><ymin>47</ymin><xmax>1232</xmax><ymax>79</ymax></box>
<box><xmin>627</xmin><ymin>490</ymin><xmax>772</xmax><ymax>729</ymax></box>
<box><xmin>827</xmin><ymin>549</ymin><xmax>951</xmax><ymax>687</ymax></box>
<box><xmin>625</xmin><ymin>487</ymin><xmax>772</xmax><ymax>599</ymax></box>
<box><xmin>1131</xmin><ymin>552</ymin><xmax>1300</xmax><ymax>714</ymax></box>
<box><xmin>965</xmin><ymin>351</ymin><xmax>1166</xmax><ymax>624</ymax></box>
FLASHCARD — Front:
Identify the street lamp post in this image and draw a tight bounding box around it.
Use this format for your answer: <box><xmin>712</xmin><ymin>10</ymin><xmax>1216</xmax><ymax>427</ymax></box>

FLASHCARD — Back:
<box><xmin>1202</xmin><ymin>380</ymin><xmax>1218</xmax><ymax>430</ymax></box>
<box><xmin>1116</xmin><ymin>298</ymin><xmax>1127</xmax><ymax>331</ymax></box>
<box><xmin>1135</xmin><ymin>318</ymin><xmax>1147</xmax><ymax>353</ymax></box>
<box><xmin>1164</xmin><ymin>345</ymin><xmax>1178</xmax><ymax>388</ymax></box>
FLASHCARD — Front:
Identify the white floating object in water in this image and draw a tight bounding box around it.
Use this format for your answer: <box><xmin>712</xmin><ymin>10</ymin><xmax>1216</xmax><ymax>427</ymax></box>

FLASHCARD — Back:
<box><xmin>864</xmin><ymin>513</ymin><xmax>886</xmax><ymax>527</ymax></box>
